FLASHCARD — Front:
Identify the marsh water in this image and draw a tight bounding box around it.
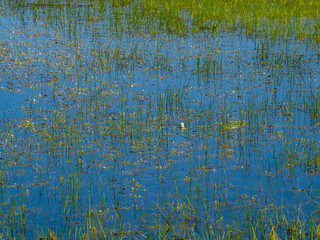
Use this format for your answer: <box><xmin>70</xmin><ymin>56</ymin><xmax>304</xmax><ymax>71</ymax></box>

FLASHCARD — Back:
<box><xmin>0</xmin><ymin>1</ymin><xmax>320</xmax><ymax>239</ymax></box>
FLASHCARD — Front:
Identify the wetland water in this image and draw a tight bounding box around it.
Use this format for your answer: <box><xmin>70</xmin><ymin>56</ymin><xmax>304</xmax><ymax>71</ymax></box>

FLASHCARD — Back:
<box><xmin>0</xmin><ymin>1</ymin><xmax>320</xmax><ymax>239</ymax></box>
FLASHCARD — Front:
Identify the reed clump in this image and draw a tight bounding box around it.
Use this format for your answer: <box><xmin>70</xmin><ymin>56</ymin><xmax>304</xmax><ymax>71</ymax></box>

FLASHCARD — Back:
<box><xmin>3</xmin><ymin>0</ymin><xmax>320</xmax><ymax>40</ymax></box>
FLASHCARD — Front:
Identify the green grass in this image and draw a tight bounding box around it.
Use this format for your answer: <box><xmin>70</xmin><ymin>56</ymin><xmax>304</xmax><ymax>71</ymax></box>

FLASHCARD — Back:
<box><xmin>3</xmin><ymin>0</ymin><xmax>320</xmax><ymax>40</ymax></box>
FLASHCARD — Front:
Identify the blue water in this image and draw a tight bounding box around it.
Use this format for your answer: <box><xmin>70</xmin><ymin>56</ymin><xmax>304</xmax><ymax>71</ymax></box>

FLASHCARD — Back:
<box><xmin>0</xmin><ymin>3</ymin><xmax>320</xmax><ymax>239</ymax></box>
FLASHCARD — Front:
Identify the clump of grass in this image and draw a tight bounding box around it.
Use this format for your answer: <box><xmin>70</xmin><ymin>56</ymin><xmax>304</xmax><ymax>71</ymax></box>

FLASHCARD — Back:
<box><xmin>3</xmin><ymin>0</ymin><xmax>320</xmax><ymax>40</ymax></box>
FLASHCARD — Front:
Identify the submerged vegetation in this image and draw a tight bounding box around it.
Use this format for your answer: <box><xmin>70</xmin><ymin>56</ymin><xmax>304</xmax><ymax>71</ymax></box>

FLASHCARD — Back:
<box><xmin>0</xmin><ymin>0</ymin><xmax>320</xmax><ymax>239</ymax></box>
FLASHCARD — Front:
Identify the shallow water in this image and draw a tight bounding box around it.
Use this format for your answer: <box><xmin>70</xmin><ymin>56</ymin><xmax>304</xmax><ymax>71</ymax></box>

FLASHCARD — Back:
<box><xmin>0</xmin><ymin>2</ymin><xmax>320</xmax><ymax>239</ymax></box>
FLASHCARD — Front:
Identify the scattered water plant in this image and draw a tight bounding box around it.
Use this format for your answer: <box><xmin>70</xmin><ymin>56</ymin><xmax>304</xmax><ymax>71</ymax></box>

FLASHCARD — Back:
<box><xmin>0</xmin><ymin>0</ymin><xmax>320</xmax><ymax>239</ymax></box>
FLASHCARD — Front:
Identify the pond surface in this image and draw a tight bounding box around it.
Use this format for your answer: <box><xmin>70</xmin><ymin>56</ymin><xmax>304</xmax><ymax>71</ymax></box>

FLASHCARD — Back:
<box><xmin>0</xmin><ymin>1</ymin><xmax>320</xmax><ymax>239</ymax></box>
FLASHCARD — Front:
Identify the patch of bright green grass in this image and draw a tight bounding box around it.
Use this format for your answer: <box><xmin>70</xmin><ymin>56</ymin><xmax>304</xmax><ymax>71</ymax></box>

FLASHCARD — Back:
<box><xmin>3</xmin><ymin>0</ymin><xmax>320</xmax><ymax>40</ymax></box>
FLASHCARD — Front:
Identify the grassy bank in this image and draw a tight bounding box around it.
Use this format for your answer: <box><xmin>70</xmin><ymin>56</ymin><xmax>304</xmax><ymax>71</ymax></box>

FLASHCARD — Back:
<box><xmin>2</xmin><ymin>0</ymin><xmax>320</xmax><ymax>40</ymax></box>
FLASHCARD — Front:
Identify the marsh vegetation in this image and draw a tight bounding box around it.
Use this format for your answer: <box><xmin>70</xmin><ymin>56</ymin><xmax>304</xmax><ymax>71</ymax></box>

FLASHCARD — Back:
<box><xmin>0</xmin><ymin>0</ymin><xmax>320</xmax><ymax>239</ymax></box>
